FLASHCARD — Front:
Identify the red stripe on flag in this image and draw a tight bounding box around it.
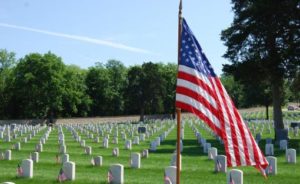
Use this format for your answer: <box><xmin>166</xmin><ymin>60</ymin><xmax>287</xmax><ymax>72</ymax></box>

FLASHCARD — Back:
<box><xmin>177</xmin><ymin>71</ymin><xmax>217</xmax><ymax>99</ymax></box>
<box><xmin>176</xmin><ymin>101</ymin><xmax>222</xmax><ymax>136</ymax></box>
<box><xmin>176</xmin><ymin>86</ymin><xmax>220</xmax><ymax>119</ymax></box>
<box><xmin>214</xmin><ymin>78</ymin><xmax>242</xmax><ymax>166</ymax></box>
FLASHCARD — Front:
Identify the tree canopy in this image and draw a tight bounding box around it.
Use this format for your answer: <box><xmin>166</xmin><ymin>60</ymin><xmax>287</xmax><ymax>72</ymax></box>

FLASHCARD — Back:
<box><xmin>221</xmin><ymin>0</ymin><xmax>300</xmax><ymax>134</ymax></box>
<box><xmin>0</xmin><ymin>49</ymin><xmax>178</xmax><ymax>120</ymax></box>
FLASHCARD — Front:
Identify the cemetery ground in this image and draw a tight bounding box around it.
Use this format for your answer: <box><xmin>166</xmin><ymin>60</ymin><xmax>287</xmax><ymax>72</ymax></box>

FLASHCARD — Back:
<box><xmin>0</xmin><ymin>111</ymin><xmax>300</xmax><ymax>183</ymax></box>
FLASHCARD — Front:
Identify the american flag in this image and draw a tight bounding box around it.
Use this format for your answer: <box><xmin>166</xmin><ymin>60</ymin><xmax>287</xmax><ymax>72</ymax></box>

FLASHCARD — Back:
<box><xmin>164</xmin><ymin>172</ymin><xmax>172</xmax><ymax>184</ymax></box>
<box><xmin>176</xmin><ymin>18</ymin><xmax>268</xmax><ymax>174</ymax></box>
<box><xmin>107</xmin><ymin>170</ymin><xmax>113</xmax><ymax>183</ymax></box>
<box><xmin>17</xmin><ymin>164</ymin><xmax>23</xmax><ymax>177</ymax></box>
<box><xmin>58</xmin><ymin>168</ymin><xmax>67</xmax><ymax>182</ymax></box>
<box><xmin>268</xmin><ymin>164</ymin><xmax>273</xmax><ymax>174</ymax></box>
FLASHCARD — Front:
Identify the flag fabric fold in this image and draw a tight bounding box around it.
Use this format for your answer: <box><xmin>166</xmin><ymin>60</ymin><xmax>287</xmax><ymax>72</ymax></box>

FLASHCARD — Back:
<box><xmin>58</xmin><ymin>168</ymin><xmax>67</xmax><ymax>182</ymax></box>
<box><xmin>175</xmin><ymin>18</ymin><xmax>268</xmax><ymax>174</ymax></box>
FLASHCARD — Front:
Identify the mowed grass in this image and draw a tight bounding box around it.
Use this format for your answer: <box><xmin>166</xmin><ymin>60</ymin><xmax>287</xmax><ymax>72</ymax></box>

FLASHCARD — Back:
<box><xmin>0</xmin><ymin>121</ymin><xmax>299</xmax><ymax>184</ymax></box>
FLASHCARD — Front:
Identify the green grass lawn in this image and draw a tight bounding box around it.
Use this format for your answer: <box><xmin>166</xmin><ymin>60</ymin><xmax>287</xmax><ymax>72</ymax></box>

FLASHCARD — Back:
<box><xmin>0</xmin><ymin>119</ymin><xmax>299</xmax><ymax>184</ymax></box>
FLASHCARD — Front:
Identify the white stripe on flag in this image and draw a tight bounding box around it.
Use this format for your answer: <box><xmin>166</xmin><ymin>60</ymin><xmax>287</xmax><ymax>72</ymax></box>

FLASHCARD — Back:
<box><xmin>176</xmin><ymin>93</ymin><xmax>221</xmax><ymax>129</ymax></box>
<box><xmin>178</xmin><ymin>65</ymin><xmax>213</xmax><ymax>89</ymax></box>
<box><xmin>176</xmin><ymin>78</ymin><xmax>217</xmax><ymax>109</ymax></box>
<box><xmin>210</xmin><ymin>78</ymin><xmax>236</xmax><ymax>166</ymax></box>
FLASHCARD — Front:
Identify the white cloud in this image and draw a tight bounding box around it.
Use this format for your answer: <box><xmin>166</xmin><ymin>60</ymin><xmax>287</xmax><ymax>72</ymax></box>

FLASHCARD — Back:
<box><xmin>0</xmin><ymin>22</ymin><xmax>153</xmax><ymax>54</ymax></box>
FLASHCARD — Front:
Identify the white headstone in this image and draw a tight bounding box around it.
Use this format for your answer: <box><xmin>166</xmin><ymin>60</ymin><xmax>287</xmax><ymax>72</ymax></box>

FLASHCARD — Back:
<box><xmin>131</xmin><ymin>153</ymin><xmax>141</xmax><ymax>168</ymax></box>
<box><xmin>109</xmin><ymin>164</ymin><xmax>124</xmax><ymax>184</ymax></box>
<box><xmin>85</xmin><ymin>146</ymin><xmax>92</xmax><ymax>155</ymax></box>
<box><xmin>59</xmin><ymin>139</ymin><xmax>64</xmax><ymax>145</ymax></box>
<box><xmin>203</xmin><ymin>143</ymin><xmax>211</xmax><ymax>153</ymax></box>
<box><xmin>265</xmin><ymin>143</ymin><xmax>274</xmax><ymax>156</ymax></box>
<box><xmin>77</xmin><ymin>136</ymin><xmax>81</xmax><ymax>142</ymax></box>
<box><xmin>36</xmin><ymin>143</ymin><xmax>43</xmax><ymax>152</ymax></box>
<box><xmin>286</xmin><ymin>148</ymin><xmax>297</xmax><ymax>164</ymax></box>
<box><xmin>149</xmin><ymin>141</ymin><xmax>157</xmax><ymax>151</ymax></box>
<box><xmin>94</xmin><ymin>156</ymin><xmax>103</xmax><ymax>166</ymax></box>
<box><xmin>41</xmin><ymin>138</ymin><xmax>46</xmax><ymax>144</ymax></box>
<box><xmin>208</xmin><ymin>147</ymin><xmax>218</xmax><ymax>160</ymax></box>
<box><xmin>5</xmin><ymin>150</ymin><xmax>11</xmax><ymax>160</ymax></box>
<box><xmin>113</xmin><ymin>137</ymin><xmax>118</xmax><ymax>144</ymax></box>
<box><xmin>60</xmin><ymin>145</ymin><xmax>67</xmax><ymax>154</ymax></box>
<box><xmin>15</xmin><ymin>142</ymin><xmax>21</xmax><ymax>151</ymax></box>
<box><xmin>62</xmin><ymin>154</ymin><xmax>69</xmax><ymax>163</ymax></box>
<box><xmin>266</xmin><ymin>156</ymin><xmax>277</xmax><ymax>175</ymax></box>
<box><xmin>155</xmin><ymin>137</ymin><xmax>161</xmax><ymax>146</ymax></box>
<box><xmin>227</xmin><ymin>169</ymin><xmax>243</xmax><ymax>184</ymax></box>
<box><xmin>112</xmin><ymin>147</ymin><xmax>119</xmax><ymax>157</ymax></box>
<box><xmin>164</xmin><ymin>166</ymin><xmax>176</xmax><ymax>184</ymax></box>
<box><xmin>170</xmin><ymin>153</ymin><xmax>181</xmax><ymax>171</ymax></box>
<box><xmin>175</xmin><ymin>140</ymin><xmax>183</xmax><ymax>153</ymax></box>
<box><xmin>80</xmin><ymin>140</ymin><xmax>85</xmax><ymax>147</ymax></box>
<box><xmin>125</xmin><ymin>140</ymin><xmax>132</xmax><ymax>150</ymax></box>
<box><xmin>63</xmin><ymin>161</ymin><xmax>75</xmax><ymax>181</ymax></box>
<box><xmin>32</xmin><ymin>152</ymin><xmax>39</xmax><ymax>163</ymax></box>
<box><xmin>279</xmin><ymin>140</ymin><xmax>288</xmax><ymax>150</ymax></box>
<box><xmin>22</xmin><ymin>137</ymin><xmax>27</xmax><ymax>143</ymax></box>
<box><xmin>94</xmin><ymin>137</ymin><xmax>99</xmax><ymax>143</ymax></box>
<box><xmin>121</xmin><ymin>133</ymin><xmax>126</xmax><ymax>140</ymax></box>
<box><xmin>21</xmin><ymin>159</ymin><xmax>33</xmax><ymax>178</ymax></box>
<box><xmin>180</xmin><ymin>128</ymin><xmax>184</xmax><ymax>140</ymax></box>
<box><xmin>141</xmin><ymin>149</ymin><xmax>149</xmax><ymax>158</ymax></box>
<box><xmin>5</xmin><ymin>134</ymin><xmax>11</xmax><ymax>142</ymax></box>
<box><xmin>103</xmin><ymin>138</ymin><xmax>109</xmax><ymax>148</ymax></box>
<box><xmin>139</xmin><ymin>134</ymin><xmax>145</xmax><ymax>141</ymax></box>
<box><xmin>133</xmin><ymin>136</ymin><xmax>140</xmax><ymax>145</ymax></box>
<box><xmin>215</xmin><ymin>155</ymin><xmax>227</xmax><ymax>173</ymax></box>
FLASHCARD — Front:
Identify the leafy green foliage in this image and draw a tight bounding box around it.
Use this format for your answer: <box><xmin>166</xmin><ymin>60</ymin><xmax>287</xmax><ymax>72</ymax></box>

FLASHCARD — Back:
<box><xmin>221</xmin><ymin>0</ymin><xmax>300</xmax><ymax>130</ymax></box>
<box><xmin>0</xmin><ymin>49</ymin><xmax>16</xmax><ymax>119</ymax></box>
<box><xmin>12</xmin><ymin>52</ymin><xmax>66</xmax><ymax>118</ymax></box>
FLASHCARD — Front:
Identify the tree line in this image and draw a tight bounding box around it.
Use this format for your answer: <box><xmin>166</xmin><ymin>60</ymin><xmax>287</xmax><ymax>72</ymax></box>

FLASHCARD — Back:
<box><xmin>0</xmin><ymin>49</ymin><xmax>177</xmax><ymax>120</ymax></box>
<box><xmin>1</xmin><ymin>48</ymin><xmax>299</xmax><ymax>121</ymax></box>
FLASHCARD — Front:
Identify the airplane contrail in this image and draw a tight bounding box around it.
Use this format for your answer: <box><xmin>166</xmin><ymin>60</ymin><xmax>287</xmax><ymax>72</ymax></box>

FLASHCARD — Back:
<box><xmin>0</xmin><ymin>22</ymin><xmax>152</xmax><ymax>54</ymax></box>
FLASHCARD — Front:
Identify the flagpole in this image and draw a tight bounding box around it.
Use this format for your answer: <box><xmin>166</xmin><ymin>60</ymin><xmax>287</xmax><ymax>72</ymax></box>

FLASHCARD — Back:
<box><xmin>176</xmin><ymin>1</ymin><xmax>182</xmax><ymax>184</ymax></box>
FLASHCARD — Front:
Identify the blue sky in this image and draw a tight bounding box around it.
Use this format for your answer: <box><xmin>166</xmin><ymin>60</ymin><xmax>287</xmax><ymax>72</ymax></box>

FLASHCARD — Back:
<box><xmin>0</xmin><ymin>0</ymin><xmax>233</xmax><ymax>76</ymax></box>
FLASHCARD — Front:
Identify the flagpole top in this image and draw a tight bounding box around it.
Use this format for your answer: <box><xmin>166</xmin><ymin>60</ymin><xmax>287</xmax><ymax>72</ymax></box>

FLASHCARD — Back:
<box><xmin>179</xmin><ymin>0</ymin><xmax>182</xmax><ymax>15</ymax></box>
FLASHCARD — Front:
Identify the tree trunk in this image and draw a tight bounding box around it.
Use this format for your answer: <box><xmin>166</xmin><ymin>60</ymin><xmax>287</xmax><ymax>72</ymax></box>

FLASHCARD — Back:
<box><xmin>272</xmin><ymin>81</ymin><xmax>288</xmax><ymax>142</ymax></box>
<box><xmin>140</xmin><ymin>106</ymin><xmax>145</xmax><ymax>121</ymax></box>
<box><xmin>272</xmin><ymin>82</ymin><xmax>284</xmax><ymax>129</ymax></box>
<box><xmin>265</xmin><ymin>104</ymin><xmax>269</xmax><ymax>120</ymax></box>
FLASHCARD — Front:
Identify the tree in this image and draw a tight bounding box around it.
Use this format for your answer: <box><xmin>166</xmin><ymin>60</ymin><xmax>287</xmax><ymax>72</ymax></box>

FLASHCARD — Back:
<box><xmin>221</xmin><ymin>0</ymin><xmax>300</xmax><ymax>140</ymax></box>
<box><xmin>105</xmin><ymin>60</ymin><xmax>126</xmax><ymax>115</ymax></box>
<box><xmin>0</xmin><ymin>49</ymin><xmax>16</xmax><ymax>119</ymax></box>
<box><xmin>85</xmin><ymin>63</ymin><xmax>110</xmax><ymax>116</ymax></box>
<box><xmin>141</xmin><ymin>62</ymin><xmax>166</xmax><ymax>116</ymax></box>
<box><xmin>291</xmin><ymin>71</ymin><xmax>300</xmax><ymax>104</ymax></box>
<box><xmin>61</xmin><ymin>65</ymin><xmax>91</xmax><ymax>117</ymax></box>
<box><xmin>220</xmin><ymin>74</ymin><xmax>244</xmax><ymax>108</ymax></box>
<box><xmin>12</xmin><ymin>52</ymin><xmax>66</xmax><ymax>118</ymax></box>
<box><xmin>124</xmin><ymin>66</ymin><xmax>143</xmax><ymax>115</ymax></box>
<box><xmin>159</xmin><ymin>63</ymin><xmax>177</xmax><ymax>115</ymax></box>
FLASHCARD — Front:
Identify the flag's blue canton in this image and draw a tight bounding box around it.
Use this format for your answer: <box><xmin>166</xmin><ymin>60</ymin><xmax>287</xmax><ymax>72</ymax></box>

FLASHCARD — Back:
<box><xmin>180</xmin><ymin>19</ymin><xmax>216</xmax><ymax>77</ymax></box>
